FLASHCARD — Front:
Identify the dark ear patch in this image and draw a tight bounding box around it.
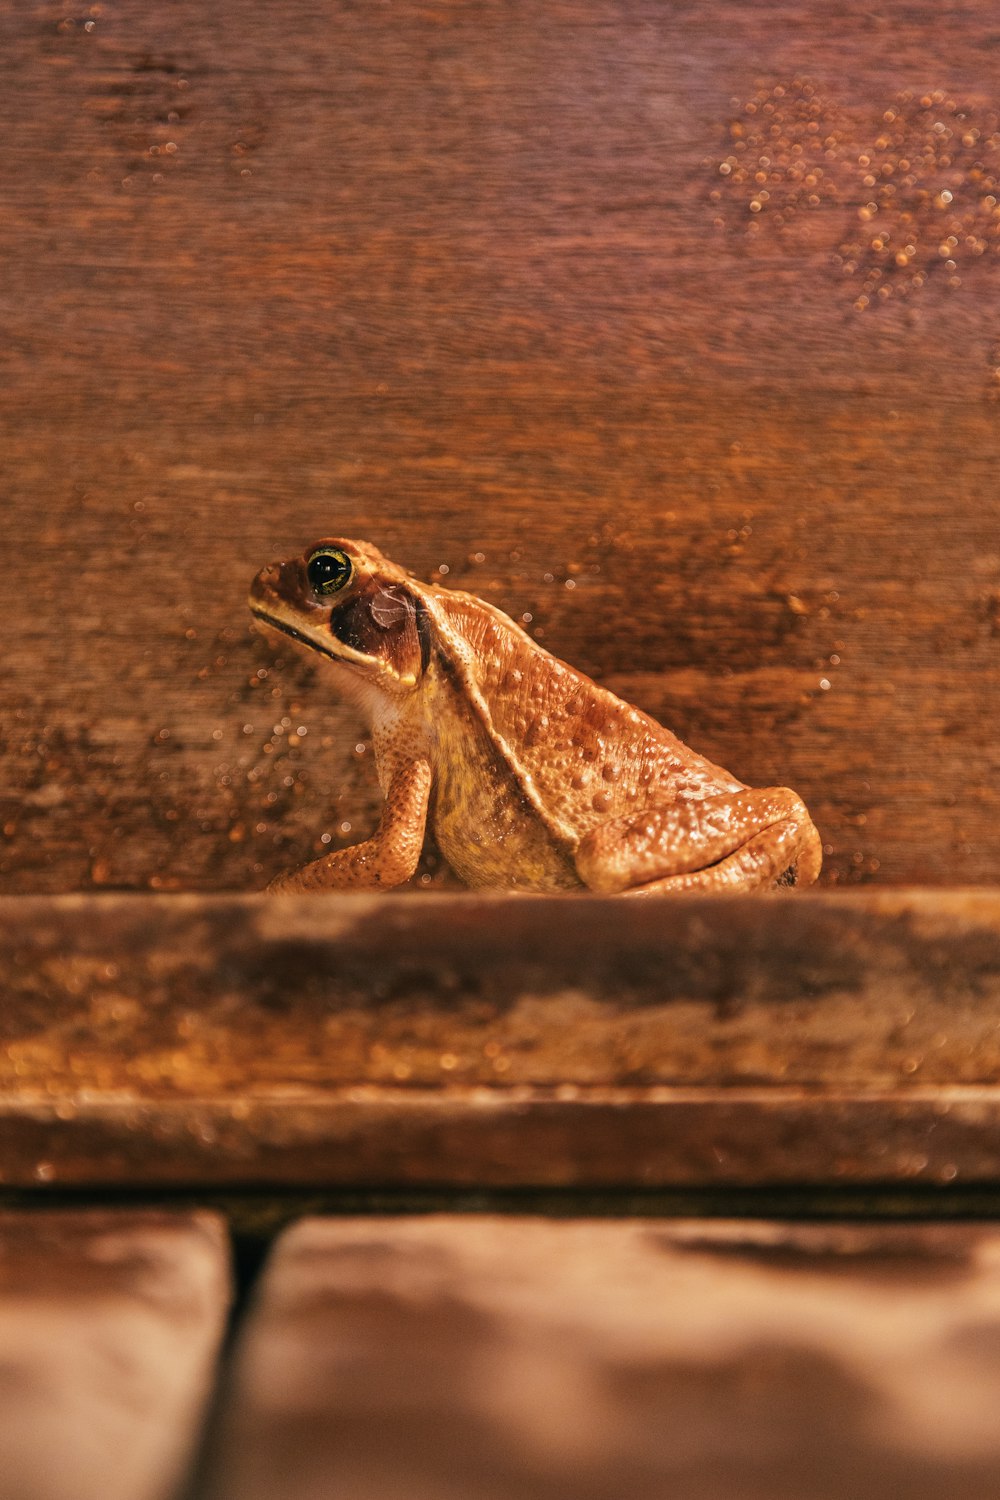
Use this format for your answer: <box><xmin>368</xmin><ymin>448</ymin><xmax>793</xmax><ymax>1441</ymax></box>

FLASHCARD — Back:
<box><xmin>328</xmin><ymin>591</ymin><xmax>373</xmax><ymax>656</ymax></box>
<box><xmin>329</xmin><ymin>579</ymin><xmax>431</xmax><ymax>681</ymax></box>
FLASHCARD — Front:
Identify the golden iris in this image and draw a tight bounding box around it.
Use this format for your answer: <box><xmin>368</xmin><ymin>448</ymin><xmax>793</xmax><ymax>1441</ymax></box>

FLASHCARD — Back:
<box><xmin>307</xmin><ymin>548</ymin><xmax>353</xmax><ymax>596</ymax></box>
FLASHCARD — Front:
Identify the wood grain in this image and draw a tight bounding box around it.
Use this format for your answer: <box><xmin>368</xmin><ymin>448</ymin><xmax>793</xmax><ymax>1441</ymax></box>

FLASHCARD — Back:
<box><xmin>4</xmin><ymin>889</ymin><xmax>1000</xmax><ymax>1188</ymax></box>
<box><xmin>0</xmin><ymin>1209</ymin><xmax>230</xmax><ymax>1500</ymax></box>
<box><xmin>2</xmin><ymin>1</ymin><xmax>999</xmax><ymax>893</ymax></box>
<box><xmin>203</xmin><ymin>1216</ymin><xmax>1000</xmax><ymax>1500</ymax></box>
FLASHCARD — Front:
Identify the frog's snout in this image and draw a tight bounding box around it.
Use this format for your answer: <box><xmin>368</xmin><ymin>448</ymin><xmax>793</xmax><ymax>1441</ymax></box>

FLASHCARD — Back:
<box><xmin>254</xmin><ymin>562</ymin><xmax>281</xmax><ymax>592</ymax></box>
<box><xmin>250</xmin><ymin>555</ymin><xmax>327</xmax><ymax>616</ymax></box>
<box><xmin>248</xmin><ymin>561</ymin><xmax>283</xmax><ymax>611</ymax></box>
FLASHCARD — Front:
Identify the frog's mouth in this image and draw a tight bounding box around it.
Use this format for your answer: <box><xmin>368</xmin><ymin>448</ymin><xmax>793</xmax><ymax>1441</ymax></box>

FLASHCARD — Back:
<box><xmin>248</xmin><ymin>556</ymin><xmax>368</xmax><ymax>662</ymax></box>
<box><xmin>249</xmin><ymin>600</ymin><xmax>384</xmax><ymax>675</ymax></box>
<box><xmin>250</xmin><ymin>608</ymin><xmax>344</xmax><ymax>666</ymax></box>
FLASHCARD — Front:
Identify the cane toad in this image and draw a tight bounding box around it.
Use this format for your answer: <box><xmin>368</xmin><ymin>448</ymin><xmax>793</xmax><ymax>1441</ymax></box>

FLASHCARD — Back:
<box><xmin>249</xmin><ymin>539</ymin><xmax>821</xmax><ymax>894</ymax></box>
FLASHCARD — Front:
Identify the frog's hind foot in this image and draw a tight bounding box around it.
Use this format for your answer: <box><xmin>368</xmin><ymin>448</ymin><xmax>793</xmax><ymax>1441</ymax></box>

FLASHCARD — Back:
<box><xmin>575</xmin><ymin>787</ymin><xmax>822</xmax><ymax>896</ymax></box>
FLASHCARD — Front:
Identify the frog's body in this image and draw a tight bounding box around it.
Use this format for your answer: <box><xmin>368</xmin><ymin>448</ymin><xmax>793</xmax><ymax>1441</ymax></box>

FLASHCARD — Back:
<box><xmin>250</xmin><ymin>538</ymin><xmax>821</xmax><ymax>894</ymax></box>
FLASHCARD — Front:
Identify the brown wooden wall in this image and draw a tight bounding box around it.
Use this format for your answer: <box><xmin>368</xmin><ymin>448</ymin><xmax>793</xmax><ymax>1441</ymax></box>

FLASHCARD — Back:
<box><xmin>3</xmin><ymin>0</ymin><xmax>999</xmax><ymax>893</ymax></box>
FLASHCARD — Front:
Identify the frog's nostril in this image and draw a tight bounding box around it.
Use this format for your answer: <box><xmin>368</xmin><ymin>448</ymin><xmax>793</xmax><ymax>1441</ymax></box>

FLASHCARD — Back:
<box><xmin>250</xmin><ymin>563</ymin><xmax>281</xmax><ymax>604</ymax></box>
<box><xmin>250</xmin><ymin>564</ymin><xmax>281</xmax><ymax>597</ymax></box>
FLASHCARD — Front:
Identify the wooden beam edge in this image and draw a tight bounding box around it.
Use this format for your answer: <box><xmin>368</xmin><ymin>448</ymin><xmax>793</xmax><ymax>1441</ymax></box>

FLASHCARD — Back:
<box><xmin>1</xmin><ymin>1084</ymin><xmax>998</xmax><ymax>1190</ymax></box>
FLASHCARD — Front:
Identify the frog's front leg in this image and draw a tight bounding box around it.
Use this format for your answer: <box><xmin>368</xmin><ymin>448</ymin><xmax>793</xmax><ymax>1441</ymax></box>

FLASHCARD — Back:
<box><xmin>574</xmin><ymin>787</ymin><xmax>822</xmax><ymax>895</ymax></box>
<box><xmin>267</xmin><ymin>758</ymin><xmax>432</xmax><ymax>893</ymax></box>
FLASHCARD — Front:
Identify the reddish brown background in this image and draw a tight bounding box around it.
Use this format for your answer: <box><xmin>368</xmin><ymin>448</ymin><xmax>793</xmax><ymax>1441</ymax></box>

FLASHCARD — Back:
<box><xmin>5</xmin><ymin>15</ymin><xmax>1000</xmax><ymax>1489</ymax></box>
<box><xmin>3</xmin><ymin>0</ymin><xmax>999</xmax><ymax>893</ymax></box>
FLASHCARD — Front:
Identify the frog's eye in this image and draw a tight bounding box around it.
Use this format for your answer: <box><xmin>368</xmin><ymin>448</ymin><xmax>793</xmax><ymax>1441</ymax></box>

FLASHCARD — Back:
<box><xmin>307</xmin><ymin>547</ymin><xmax>353</xmax><ymax>597</ymax></box>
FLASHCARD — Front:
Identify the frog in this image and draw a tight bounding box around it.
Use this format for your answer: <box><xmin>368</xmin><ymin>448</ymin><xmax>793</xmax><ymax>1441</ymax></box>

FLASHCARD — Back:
<box><xmin>249</xmin><ymin>538</ymin><xmax>822</xmax><ymax>894</ymax></box>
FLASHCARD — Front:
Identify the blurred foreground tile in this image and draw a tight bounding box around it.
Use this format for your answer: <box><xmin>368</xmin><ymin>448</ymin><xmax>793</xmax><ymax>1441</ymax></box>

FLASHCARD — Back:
<box><xmin>0</xmin><ymin>1211</ymin><xmax>231</xmax><ymax>1500</ymax></box>
<box><xmin>205</xmin><ymin>1216</ymin><xmax>1000</xmax><ymax>1500</ymax></box>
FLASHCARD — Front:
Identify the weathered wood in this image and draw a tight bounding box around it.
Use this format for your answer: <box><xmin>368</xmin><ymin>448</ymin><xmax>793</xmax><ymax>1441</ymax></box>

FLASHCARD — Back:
<box><xmin>204</xmin><ymin>1215</ymin><xmax>1000</xmax><ymax>1500</ymax></box>
<box><xmin>0</xmin><ymin>1209</ymin><xmax>230</xmax><ymax>1500</ymax></box>
<box><xmin>3</xmin><ymin>889</ymin><xmax>1000</xmax><ymax>1188</ymax></box>
<box><xmin>1</xmin><ymin>1</ymin><xmax>1000</xmax><ymax>894</ymax></box>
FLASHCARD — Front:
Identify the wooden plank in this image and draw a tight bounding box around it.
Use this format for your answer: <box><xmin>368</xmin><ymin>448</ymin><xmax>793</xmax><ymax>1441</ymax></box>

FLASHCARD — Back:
<box><xmin>3</xmin><ymin>889</ymin><xmax>1000</xmax><ymax>1187</ymax></box>
<box><xmin>2</xmin><ymin>1</ymin><xmax>1000</xmax><ymax>896</ymax></box>
<box><xmin>203</xmin><ymin>1215</ymin><xmax>1000</xmax><ymax>1500</ymax></box>
<box><xmin>0</xmin><ymin>1209</ymin><xmax>230</xmax><ymax>1500</ymax></box>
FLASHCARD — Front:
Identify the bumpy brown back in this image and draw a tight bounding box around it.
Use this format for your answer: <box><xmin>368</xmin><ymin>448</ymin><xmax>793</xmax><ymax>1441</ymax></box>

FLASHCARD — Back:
<box><xmin>427</xmin><ymin>588</ymin><xmax>742</xmax><ymax>840</ymax></box>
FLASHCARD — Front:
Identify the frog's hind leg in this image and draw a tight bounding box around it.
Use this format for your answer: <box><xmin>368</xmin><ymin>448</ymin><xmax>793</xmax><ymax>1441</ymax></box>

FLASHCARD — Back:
<box><xmin>266</xmin><ymin>758</ymin><xmax>432</xmax><ymax>892</ymax></box>
<box><xmin>574</xmin><ymin>787</ymin><xmax>822</xmax><ymax>895</ymax></box>
<box><xmin>621</xmin><ymin>817</ymin><xmax>820</xmax><ymax>895</ymax></box>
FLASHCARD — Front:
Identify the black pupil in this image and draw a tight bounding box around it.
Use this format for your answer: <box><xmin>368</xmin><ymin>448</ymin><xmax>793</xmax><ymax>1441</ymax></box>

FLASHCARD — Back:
<box><xmin>307</xmin><ymin>551</ymin><xmax>351</xmax><ymax>595</ymax></box>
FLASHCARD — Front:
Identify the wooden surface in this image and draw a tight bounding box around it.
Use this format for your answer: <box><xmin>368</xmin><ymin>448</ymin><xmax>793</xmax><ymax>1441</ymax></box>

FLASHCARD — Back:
<box><xmin>2</xmin><ymin>0</ymin><xmax>1000</xmax><ymax>894</ymax></box>
<box><xmin>203</xmin><ymin>1215</ymin><xmax>1000</xmax><ymax>1500</ymax></box>
<box><xmin>8</xmin><ymin>1211</ymin><xmax>1000</xmax><ymax>1498</ymax></box>
<box><xmin>4</xmin><ymin>888</ymin><xmax>1000</xmax><ymax>1189</ymax></box>
<box><xmin>0</xmin><ymin>1209</ymin><xmax>230</xmax><ymax>1500</ymax></box>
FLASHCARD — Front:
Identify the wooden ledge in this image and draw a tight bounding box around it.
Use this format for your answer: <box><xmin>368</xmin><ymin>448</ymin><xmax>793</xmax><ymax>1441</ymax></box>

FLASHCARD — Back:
<box><xmin>1</xmin><ymin>890</ymin><xmax>999</xmax><ymax>1190</ymax></box>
